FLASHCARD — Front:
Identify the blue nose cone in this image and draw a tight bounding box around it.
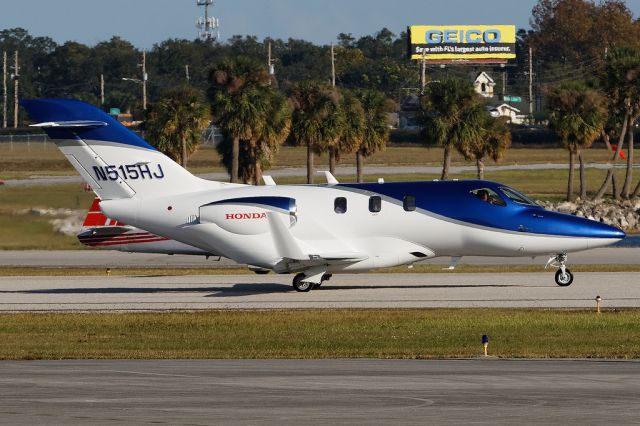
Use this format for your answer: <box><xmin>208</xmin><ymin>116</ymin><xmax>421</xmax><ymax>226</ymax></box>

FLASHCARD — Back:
<box><xmin>587</xmin><ymin>220</ymin><xmax>626</xmax><ymax>239</ymax></box>
<box><xmin>532</xmin><ymin>210</ymin><xmax>626</xmax><ymax>239</ymax></box>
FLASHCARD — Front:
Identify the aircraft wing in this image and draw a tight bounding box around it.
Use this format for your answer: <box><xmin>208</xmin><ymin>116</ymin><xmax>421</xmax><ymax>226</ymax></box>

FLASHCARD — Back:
<box><xmin>266</xmin><ymin>211</ymin><xmax>367</xmax><ymax>272</ymax></box>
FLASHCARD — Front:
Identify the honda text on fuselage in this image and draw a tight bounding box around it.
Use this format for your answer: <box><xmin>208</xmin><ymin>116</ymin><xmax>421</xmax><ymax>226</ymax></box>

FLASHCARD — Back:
<box><xmin>23</xmin><ymin>99</ymin><xmax>624</xmax><ymax>291</ymax></box>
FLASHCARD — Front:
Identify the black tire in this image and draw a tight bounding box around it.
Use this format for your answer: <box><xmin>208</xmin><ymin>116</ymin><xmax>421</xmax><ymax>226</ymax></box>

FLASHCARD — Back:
<box><xmin>293</xmin><ymin>273</ymin><xmax>312</xmax><ymax>292</ymax></box>
<box><xmin>555</xmin><ymin>269</ymin><xmax>573</xmax><ymax>286</ymax></box>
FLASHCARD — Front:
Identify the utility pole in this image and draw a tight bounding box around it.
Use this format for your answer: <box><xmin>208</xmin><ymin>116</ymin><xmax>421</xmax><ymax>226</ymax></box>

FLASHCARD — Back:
<box><xmin>13</xmin><ymin>50</ymin><xmax>19</xmax><ymax>128</ymax></box>
<box><xmin>330</xmin><ymin>43</ymin><xmax>336</xmax><ymax>87</ymax></box>
<box><xmin>100</xmin><ymin>74</ymin><xmax>105</xmax><ymax>105</ymax></box>
<box><xmin>2</xmin><ymin>51</ymin><xmax>7</xmax><ymax>128</ymax></box>
<box><xmin>185</xmin><ymin>65</ymin><xmax>190</xmax><ymax>83</ymax></box>
<box><xmin>267</xmin><ymin>42</ymin><xmax>274</xmax><ymax>76</ymax></box>
<box><xmin>529</xmin><ymin>46</ymin><xmax>534</xmax><ymax>123</ymax></box>
<box><xmin>139</xmin><ymin>50</ymin><xmax>147</xmax><ymax>110</ymax></box>
<box><xmin>502</xmin><ymin>67</ymin><xmax>507</xmax><ymax>99</ymax></box>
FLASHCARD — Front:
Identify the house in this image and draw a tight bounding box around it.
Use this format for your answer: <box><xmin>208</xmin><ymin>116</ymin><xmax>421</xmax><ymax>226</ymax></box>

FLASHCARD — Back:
<box><xmin>473</xmin><ymin>72</ymin><xmax>495</xmax><ymax>98</ymax></box>
<box><xmin>489</xmin><ymin>103</ymin><xmax>526</xmax><ymax>124</ymax></box>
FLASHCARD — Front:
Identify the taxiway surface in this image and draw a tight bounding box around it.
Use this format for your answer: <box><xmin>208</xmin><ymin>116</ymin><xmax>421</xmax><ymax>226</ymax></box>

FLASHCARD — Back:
<box><xmin>0</xmin><ymin>271</ymin><xmax>638</xmax><ymax>310</ymax></box>
<box><xmin>1</xmin><ymin>359</ymin><xmax>639</xmax><ymax>425</ymax></box>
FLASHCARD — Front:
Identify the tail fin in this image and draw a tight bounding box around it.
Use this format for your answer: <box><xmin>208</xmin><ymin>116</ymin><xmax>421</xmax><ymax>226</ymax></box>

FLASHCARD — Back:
<box><xmin>22</xmin><ymin>99</ymin><xmax>224</xmax><ymax>200</ymax></box>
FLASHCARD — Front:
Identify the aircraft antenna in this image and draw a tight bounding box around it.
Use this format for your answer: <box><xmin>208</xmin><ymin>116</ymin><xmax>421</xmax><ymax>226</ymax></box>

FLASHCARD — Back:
<box><xmin>196</xmin><ymin>0</ymin><xmax>220</xmax><ymax>42</ymax></box>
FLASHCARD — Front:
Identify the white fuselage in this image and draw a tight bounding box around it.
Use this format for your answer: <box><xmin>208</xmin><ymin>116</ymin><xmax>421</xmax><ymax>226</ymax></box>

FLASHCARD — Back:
<box><xmin>100</xmin><ymin>183</ymin><xmax>618</xmax><ymax>273</ymax></box>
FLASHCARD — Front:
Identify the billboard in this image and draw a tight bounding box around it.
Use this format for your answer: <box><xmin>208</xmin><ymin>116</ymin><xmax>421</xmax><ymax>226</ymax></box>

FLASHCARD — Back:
<box><xmin>408</xmin><ymin>25</ymin><xmax>516</xmax><ymax>64</ymax></box>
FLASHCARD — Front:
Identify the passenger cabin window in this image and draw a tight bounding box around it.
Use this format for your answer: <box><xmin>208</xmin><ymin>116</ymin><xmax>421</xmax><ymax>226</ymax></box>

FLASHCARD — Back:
<box><xmin>334</xmin><ymin>197</ymin><xmax>347</xmax><ymax>214</ymax></box>
<box><xmin>500</xmin><ymin>187</ymin><xmax>538</xmax><ymax>206</ymax></box>
<box><xmin>470</xmin><ymin>188</ymin><xmax>506</xmax><ymax>206</ymax></box>
<box><xmin>369</xmin><ymin>196</ymin><xmax>382</xmax><ymax>213</ymax></box>
<box><xmin>403</xmin><ymin>195</ymin><xmax>416</xmax><ymax>211</ymax></box>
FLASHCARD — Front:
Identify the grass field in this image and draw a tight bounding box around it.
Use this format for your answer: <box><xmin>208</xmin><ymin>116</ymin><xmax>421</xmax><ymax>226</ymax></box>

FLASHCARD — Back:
<box><xmin>0</xmin><ymin>184</ymin><xmax>93</xmax><ymax>250</ymax></box>
<box><xmin>1</xmin><ymin>309</ymin><xmax>639</xmax><ymax>360</ymax></box>
<box><xmin>0</xmin><ymin>143</ymin><xmax>618</xmax><ymax>179</ymax></box>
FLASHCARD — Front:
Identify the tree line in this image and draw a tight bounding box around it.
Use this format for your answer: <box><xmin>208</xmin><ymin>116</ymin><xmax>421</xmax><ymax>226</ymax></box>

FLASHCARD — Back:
<box><xmin>2</xmin><ymin>0</ymin><xmax>640</xmax><ymax>200</ymax></box>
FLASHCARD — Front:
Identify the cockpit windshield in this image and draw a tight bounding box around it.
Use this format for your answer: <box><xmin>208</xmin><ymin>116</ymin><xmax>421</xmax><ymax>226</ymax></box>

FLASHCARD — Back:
<box><xmin>469</xmin><ymin>188</ymin><xmax>506</xmax><ymax>206</ymax></box>
<box><xmin>499</xmin><ymin>186</ymin><xmax>538</xmax><ymax>206</ymax></box>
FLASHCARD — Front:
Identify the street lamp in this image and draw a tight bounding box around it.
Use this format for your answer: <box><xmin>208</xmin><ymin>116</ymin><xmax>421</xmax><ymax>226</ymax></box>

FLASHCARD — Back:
<box><xmin>122</xmin><ymin>50</ymin><xmax>148</xmax><ymax>110</ymax></box>
<box><xmin>121</xmin><ymin>76</ymin><xmax>147</xmax><ymax>110</ymax></box>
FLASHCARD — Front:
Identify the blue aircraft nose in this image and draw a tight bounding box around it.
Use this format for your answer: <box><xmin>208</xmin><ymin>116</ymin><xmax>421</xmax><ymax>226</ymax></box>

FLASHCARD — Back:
<box><xmin>525</xmin><ymin>209</ymin><xmax>625</xmax><ymax>240</ymax></box>
<box><xmin>584</xmin><ymin>219</ymin><xmax>626</xmax><ymax>240</ymax></box>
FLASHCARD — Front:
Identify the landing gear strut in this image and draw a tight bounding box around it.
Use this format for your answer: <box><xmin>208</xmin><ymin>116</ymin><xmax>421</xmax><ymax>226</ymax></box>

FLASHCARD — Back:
<box><xmin>292</xmin><ymin>273</ymin><xmax>332</xmax><ymax>292</ymax></box>
<box><xmin>546</xmin><ymin>253</ymin><xmax>574</xmax><ymax>286</ymax></box>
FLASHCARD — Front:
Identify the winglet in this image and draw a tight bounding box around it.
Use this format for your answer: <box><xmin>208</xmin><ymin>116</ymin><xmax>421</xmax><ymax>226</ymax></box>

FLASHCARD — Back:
<box><xmin>318</xmin><ymin>171</ymin><xmax>339</xmax><ymax>185</ymax></box>
<box><xmin>262</xmin><ymin>175</ymin><xmax>276</xmax><ymax>186</ymax></box>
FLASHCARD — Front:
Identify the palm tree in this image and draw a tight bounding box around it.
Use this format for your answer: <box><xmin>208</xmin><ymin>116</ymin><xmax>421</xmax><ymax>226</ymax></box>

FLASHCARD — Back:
<box><xmin>250</xmin><ymin>90</ymin><xmax>292</xmax><ymax>185</ymax></box>
<box><xmin>145</xmin><ymin>85</ymin><xmax>210</xmax><ymax>167</ymax></box>
<box><xmin>330</xmin><ymin>89</ymin><xmax>365</xmax><ymax>174</ymax></box>
<box><xmin>457</xmin><ymin>115</ymin><xmax>511</xmax><ymax>180</ymax></box>
<box><xmin>354</xmin><ymin>89</ymin><xmax>392</xmax><ymax>182</ymax></box>
<box><xmin>419</xmin><ymin>78</ymin><xmax>484</xmax><ymax>180</ymax></box>
<box><xmin>546</xmin><ymin>83</ymin><xmax>607</xmax><ymax>200</ymax></box>
<box><xmin>290</xmin><ymin>82</ymin><xmax>344</xmax><ymax>184</ymax></box>
<box><xmin>209</xmin><ymin>57</ymin><xmax>271</xmax><ymax>183</ymax></box>
<box><xmin>598</xmin><ymin>47</ymin><xmax>640</xmax><ymax>199</ymax></box>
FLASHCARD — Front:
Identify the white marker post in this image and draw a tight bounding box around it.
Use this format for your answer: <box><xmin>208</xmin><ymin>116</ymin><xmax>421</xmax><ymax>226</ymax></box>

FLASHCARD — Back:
<box><xmin>482</xmin><ymin>334</ymin><xmax>489</xmax><ymax>357</ymax></box>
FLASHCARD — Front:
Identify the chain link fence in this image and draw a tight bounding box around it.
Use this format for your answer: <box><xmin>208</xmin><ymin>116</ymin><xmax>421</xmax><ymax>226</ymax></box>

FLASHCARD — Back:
<box><xmin>0</xmin><ymin>134</ymin><xmax>52</xmax><ymax>152</ymax></box>
<box><xmin>0</xmin><ymin>126</ymin><xmax>223</xmax><ymax>151</ymax></box>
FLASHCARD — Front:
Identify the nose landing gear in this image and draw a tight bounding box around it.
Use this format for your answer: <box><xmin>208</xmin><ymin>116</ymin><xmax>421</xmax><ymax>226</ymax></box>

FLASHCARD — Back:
<box><xmin>546</xmin><ymin>253</ymin><xmax>574</xmax><ymax>286</ymax></box>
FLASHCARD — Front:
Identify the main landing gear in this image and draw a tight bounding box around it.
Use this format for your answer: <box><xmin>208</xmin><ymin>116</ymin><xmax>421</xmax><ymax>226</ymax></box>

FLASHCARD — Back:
<box><xmin>292</xmin><ymin>273</ymin><xmax>332</xmax><ymax>292</ymax></box>
<box><xmin>546</xmin><ymin>253</ymin><xmax>574</xmax><ymax>287</ymax></box>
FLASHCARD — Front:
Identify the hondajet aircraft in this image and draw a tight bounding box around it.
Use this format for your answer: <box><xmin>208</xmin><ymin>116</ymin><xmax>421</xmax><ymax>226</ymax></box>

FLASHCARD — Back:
<box><xmin>23</xmin><ymin>99</ymin><xmax>625</xmax><ymax>291</ymax></box>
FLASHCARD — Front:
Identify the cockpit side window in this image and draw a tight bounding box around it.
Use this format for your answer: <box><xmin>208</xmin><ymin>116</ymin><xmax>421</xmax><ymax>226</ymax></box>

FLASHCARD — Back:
<box><xmin>499</xmin><ymin>186</ymin><xmax>538</xmax><ymax>206</ymax></box>
<box><xmin>470</xmin><ymin>188</ymin><xmax>506</xmax><ymax>206</ymax></box>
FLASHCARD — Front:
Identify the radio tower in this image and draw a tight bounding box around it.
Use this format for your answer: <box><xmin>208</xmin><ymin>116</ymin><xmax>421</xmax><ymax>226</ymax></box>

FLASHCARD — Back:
<box><xmin>196</xmin><ymin>0</ymin><xmax>219</xmax><ymax>42</ymax></box>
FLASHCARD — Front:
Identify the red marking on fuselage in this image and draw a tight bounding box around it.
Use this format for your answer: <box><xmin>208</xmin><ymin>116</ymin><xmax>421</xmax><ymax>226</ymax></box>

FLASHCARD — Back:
<box><xmin>225</xmin><ymin>212</ymin><xmax>267</xmax><ymax>220</ymax></box>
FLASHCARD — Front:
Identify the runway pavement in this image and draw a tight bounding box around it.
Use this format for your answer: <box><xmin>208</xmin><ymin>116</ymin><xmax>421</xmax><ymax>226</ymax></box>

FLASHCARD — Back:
<box><xmin>0</xmin><ymin>247</ymin><xmax>638</xmax><ymax>267</ymax></box>
<box><xmin>0</xmin><ymin>271</ymin><xmax>638</xmax><ymax>310</ymax></box>
<box><xmin>1</xmin><ymin>359</ymin><xmax>639</xmax><ymax>425</ymax></box>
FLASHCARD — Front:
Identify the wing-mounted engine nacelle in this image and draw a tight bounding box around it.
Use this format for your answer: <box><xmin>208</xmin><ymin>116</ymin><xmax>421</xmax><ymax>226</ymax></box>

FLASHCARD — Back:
<box><xmin>199</xmin><ymin>196</ymin><xmax>297</xmax><ymax>235</ymax></box>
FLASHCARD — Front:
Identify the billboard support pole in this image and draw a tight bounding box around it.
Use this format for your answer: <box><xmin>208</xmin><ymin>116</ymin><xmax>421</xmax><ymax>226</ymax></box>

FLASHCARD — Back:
<box><xmin>420</xmin><ymin>52</ymin><xmax>426</xmax><ymax>94</ymax></box>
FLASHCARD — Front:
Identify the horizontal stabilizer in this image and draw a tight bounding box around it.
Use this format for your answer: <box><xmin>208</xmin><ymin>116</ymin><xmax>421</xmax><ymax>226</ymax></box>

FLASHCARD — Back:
<box><xmin>30</xmin><ymin>120</ymin><xmax>107</xmax><ymax>129</ymax></box>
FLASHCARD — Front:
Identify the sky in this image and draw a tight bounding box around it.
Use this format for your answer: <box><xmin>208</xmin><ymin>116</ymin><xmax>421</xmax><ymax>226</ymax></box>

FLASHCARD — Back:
<box><xmin>3</xmin><ymin>0</ymin><xmax>640</xmax><ymax>48</ymax></box>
